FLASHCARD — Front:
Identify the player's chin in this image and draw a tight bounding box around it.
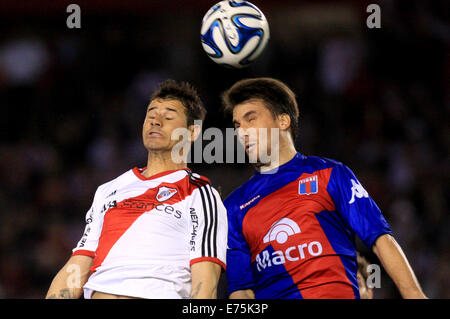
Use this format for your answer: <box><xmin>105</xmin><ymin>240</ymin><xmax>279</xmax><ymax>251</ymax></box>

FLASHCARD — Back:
<box><xmin>246</xmin><ymin>149</ymin><xmax>260</xmax><ymax>164</ymax></box>
<box><xmin>249</xmin><ymin>150</ymin><xmax>274</xmax><ymax>167</ymax></box>
<box><xmin>143</xmin><ymin>140</ymin><xmax>171</xmax><ymax>152</ymax></box>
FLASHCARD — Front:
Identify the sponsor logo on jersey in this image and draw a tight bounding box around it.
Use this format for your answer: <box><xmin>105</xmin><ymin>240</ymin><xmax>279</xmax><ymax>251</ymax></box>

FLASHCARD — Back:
<box><xmin>120</xmin><ymin>199</ymin><xmax>182</xmax><ymax>219</ymax></box>
<box><xmin>100</xmin><ymin>200</ymin><xmax>117</xmax><ymax>214</ymax></box>
<box><xmin>348</xmin><ymin>178</ymin><xmax>369</xmax><ymax>204</ymax></box>
<box><xmin>106</xmin><ymin>190</ymin><xmax>117</xmax><ymax>198</ymax></box>
<box><xmin>86</xmin><ymin>207</ymin><xmax>94</xmax><ymax>224</ymax></box>
<box><xmin>256</xmin><ymin>241</ymin><xmax>323</xmax><ymax>272</ymax></box>
<box><xmin>156</xmin><ymin>186</ymin><xmax>178</xmax><ymax>202</ymax></box>
<box><xmin>189</xmin><ymin>208</ymin><xmax>198</xmax><ymax>251</ymax></box>
<box><xmin>298</xmin><ymin>175</ymin><xmax>318</xmax><ymax>195</ymax></box>
<box><xmin>240</xmin><ymin>195</ymin><xmax>260</xmax><ymax>210</ymax></box>
<box><xmin>78</xmin><ymin>227</ymin><xmax>90</xmax><ymax>248</ymax></box>
<box><xmin>263</xmin><ymin>218</ymin><xmax>300</xmax><ymax>244</ymax></box>
<box><xmin>256</xmin><ymin>218</ymin><xmax>323</xmax><ymax>272</ymax></box>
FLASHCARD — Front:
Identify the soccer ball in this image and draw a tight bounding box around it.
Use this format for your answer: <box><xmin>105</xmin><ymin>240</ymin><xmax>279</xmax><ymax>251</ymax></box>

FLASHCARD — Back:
<box><xmin>200</xmin><ymin>0</ymin><xmax>270</xmax><ymax>68</ymax></box>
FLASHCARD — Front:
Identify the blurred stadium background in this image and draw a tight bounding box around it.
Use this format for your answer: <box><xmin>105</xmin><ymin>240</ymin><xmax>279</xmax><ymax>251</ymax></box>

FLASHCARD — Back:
<box><xmin>0</xmin><ymin>0</ymin><xmax>448</xmax><ymax>298</ymax></box>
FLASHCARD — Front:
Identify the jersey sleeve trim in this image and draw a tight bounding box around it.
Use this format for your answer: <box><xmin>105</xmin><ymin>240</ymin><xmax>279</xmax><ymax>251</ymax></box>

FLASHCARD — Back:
<box><xmin>190</xmin><ymin>257</ymin><xmax>226</xmax><ymax>271</ymax></box>
<box><xmin>367</xmin><ymin>230</ymin><xmax>393</xmax><ymax>249</ymax></box>
<box><xmin>72</xmin><ymin>249</ymin><xmax>95</xmax><ymax>257</ymax></box>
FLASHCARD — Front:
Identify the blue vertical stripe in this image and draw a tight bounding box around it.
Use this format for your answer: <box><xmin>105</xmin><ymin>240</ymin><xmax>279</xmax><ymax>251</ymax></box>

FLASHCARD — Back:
<box><xmin>252</xmin><ymin>245</ymin><xmax>303</xmax><ymax>299</ymax></box>
<box><xmin>310</xmin><ymin>181</ymin><xmax>317</xmax><ymax>193</ymax></box>
<box><xmin>315</xmin><ymin>210</ymin><xmax>360</xmax><ymax>298</ymax></box>
<box><xmin>299</xmin><ymin>183</ymin><xmax>306</xmax><ymax>194</ymax></box>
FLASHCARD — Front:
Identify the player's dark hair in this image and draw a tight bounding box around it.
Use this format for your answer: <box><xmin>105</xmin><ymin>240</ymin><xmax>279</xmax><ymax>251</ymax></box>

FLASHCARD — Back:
<box><xmin>151</xmin><ymin>79</ymin><xmax>207</xmax><ymax>126</ymax></box>
<box><xmin>221</xmin><ymin>77</ymin><xmax>299</xmax><ymax>142</ymax></box>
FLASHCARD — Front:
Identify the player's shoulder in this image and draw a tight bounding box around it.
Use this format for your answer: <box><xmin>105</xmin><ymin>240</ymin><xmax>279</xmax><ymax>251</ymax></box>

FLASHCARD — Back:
<box><xmin>186</xmin><ymin>170</ymin><xmax>223</xmax><ymax>196</ymax></box>
<box><xmin>95</xmin><ymin>168</ymin><xmax>136</xmax><ymax>197</ymax></box>
<box><xmin>223</xmin><ymin>177</ymin><xmax>253</xmax><ymax>214</ymax></box>
<box><xmin>302</xmin><ymin>155</ymin><xmax>358</xmax><ymax>187</ymax></box>
<box><xmin>300</xmin><ymin>154</ymin><xmax>345</xmax><ymax>171</ymax></box>
<box><xmin>187</xmin><ymin>170</ymin><xmax>212</xmax><ymax>186</ymax></box>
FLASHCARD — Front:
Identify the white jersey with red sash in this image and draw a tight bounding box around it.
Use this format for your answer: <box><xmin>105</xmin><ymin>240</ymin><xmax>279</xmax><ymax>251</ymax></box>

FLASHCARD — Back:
<box><xmin>72</xmin><ymin>167</ymin><xmax>227</xmax><ymax>299</ymax></box>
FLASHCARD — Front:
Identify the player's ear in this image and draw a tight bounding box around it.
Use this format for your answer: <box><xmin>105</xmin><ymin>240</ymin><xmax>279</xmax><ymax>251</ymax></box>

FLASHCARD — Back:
<box><xmin>278</xmin><ymin>113</ymin><xmax>291</xmax><ymax>132</ymax></box>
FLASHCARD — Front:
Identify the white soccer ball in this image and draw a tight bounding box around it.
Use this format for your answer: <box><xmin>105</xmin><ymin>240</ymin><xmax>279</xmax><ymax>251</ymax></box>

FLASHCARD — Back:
<box><xmin>200</xmin><ymin>0</ymin><xmax>270</xmax><ymax>68</ymax></box>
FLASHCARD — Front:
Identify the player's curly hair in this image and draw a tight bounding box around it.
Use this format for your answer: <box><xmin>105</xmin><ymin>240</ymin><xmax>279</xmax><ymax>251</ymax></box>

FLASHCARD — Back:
<box><xmin>221</xmin><ymin>77</ymin><xmax>299</xmax><ymax>142</ymax></box>
<box><xmin>151</xmin><ymin>79</ymin><xmax>207</xmax><ymax>126</ymax></box>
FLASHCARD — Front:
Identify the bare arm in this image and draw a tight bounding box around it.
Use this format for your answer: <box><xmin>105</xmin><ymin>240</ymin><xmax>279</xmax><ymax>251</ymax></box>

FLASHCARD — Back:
<box><xmin>46</xmin><ymin>255</ymin><xmax>93</xmax><ymax>299</ymax></box>
<box><xmin>229</xmin><ymin>289</ymin><xmax>255</xmax><ymax>299</ymax></box>
<box><xmin>372</xmin><ymin>234</ymin><xmax>427</xmax><ymax>299</ymax></box>
<box><xmin>190</xmin><ymin>261</ymin><xmax>222</xmax><ymax>299</ymax></box>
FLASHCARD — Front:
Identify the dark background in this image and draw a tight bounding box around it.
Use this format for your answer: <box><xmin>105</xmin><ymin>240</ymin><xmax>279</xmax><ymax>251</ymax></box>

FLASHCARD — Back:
<box><xmin>0</xmin><ymin>0</ymin><xmax>448</xmax><ymax>298</ymax></box>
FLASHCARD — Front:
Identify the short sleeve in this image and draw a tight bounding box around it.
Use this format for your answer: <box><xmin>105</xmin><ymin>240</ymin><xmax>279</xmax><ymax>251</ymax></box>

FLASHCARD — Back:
<box><xmin>327</xmin><ymin>163</ymin><xmax>392</xmax><ymax>249</ymax></box>
<box><xmin>224</xmin><ymin>197</ymin><xmax>254</xmax><ymax>295</ymax></box>
<box><xmin>72</xmin><ymin>186</ymin><xmax>105</xmax><ymax>257</ymax></box>
<box><xmin>189</xmin><ymin>184</ymin><xmax>227</xmax><ymax>270</ymax></box>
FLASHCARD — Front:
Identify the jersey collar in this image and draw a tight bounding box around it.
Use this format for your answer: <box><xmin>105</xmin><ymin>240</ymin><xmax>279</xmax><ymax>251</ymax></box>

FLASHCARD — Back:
<box><xmin>132</xmin><ymin>167</ymin><xmax>191</xmax><ymax>181</ymax></box>
<box><xmin>254</xmin><ymin>152</ymin><xmax>304</xmax><ymax>176</ymax></box>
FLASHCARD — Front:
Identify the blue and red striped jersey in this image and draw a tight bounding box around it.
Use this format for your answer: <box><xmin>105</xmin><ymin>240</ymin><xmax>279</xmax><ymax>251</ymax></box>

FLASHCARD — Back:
<box><xmin>225</xmin><ymin>153</ymin><xmax>392</xmax><ymax>299</ymax></box>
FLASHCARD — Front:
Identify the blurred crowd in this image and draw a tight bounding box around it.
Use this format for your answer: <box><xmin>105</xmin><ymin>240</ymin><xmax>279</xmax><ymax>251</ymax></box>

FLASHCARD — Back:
<box><xmin>0</xmin><ymin>0</ymin><xmax>448</xmax><ymax>298</ymax></box>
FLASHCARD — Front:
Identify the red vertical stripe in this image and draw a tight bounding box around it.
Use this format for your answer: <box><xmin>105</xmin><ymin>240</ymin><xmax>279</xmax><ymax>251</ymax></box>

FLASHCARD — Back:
<box><xmin>305</xmin><ymin>181</ymin><xmax>311</xmax><ymax>194</ymax></box>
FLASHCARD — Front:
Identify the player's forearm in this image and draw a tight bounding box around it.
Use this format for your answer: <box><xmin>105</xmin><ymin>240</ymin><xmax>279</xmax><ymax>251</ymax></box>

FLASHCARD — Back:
<box><xmin>190</xmin><ymin>279</ymin><xmax>218</xmax><ymax>299</ymax></box>
<box><xmin>46</xmin><ymin>270</ymin><xmax>83</xmax><ymax>299</ymax></box>
<box><xmin>190</xmin><ymin>261</ymin><xmax>222</xmax><ymax>299</ymax></box>
<box><xmin>229</xmin><ymin>289</ymin><xmax>255</xmax><ymax>299</ymax></box>
<box><xmin>46</xmin><ymin>255</ymin><xmax>93</xmax><ymax>299</ymax></box>
<box><xmin>372</xmin><ymin>234</ymin><xmax>427</xmax><ymax>299</ymax></box>
<box><xmin>46</xmin><ymin>287</ymin><xmax>82</xmax><ymax>299</ymax></box>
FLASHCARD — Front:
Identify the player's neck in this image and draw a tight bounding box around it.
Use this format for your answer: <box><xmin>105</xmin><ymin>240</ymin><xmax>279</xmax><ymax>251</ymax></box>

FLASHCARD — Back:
<box><xmin>143</xmin><ymin>151</ymin><xmax>188</xmax><ymax>178</ymax></box>
<box><xmin>257</xmin><ymin>137</ymin><xmax>297</xmax><ymax>173</ymax></box>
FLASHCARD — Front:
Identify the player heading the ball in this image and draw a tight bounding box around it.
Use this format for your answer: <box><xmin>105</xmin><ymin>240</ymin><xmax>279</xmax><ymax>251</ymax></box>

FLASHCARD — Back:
<box><xmin>222</xmin><ymin>77</ymin><xmax>427</xmax><ymax>299</ymax></box>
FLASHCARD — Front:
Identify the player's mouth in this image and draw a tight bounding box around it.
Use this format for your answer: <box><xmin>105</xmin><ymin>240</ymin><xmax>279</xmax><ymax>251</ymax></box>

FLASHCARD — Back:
<box><xmin>245</xmin><ymin>143</ymin><xmax>256</xmax><ymax>152</ymax></box>
<box><xmin>148</xmin><ymin>130</ymin><xmax>164</xmax><ymax>138</ymax></box>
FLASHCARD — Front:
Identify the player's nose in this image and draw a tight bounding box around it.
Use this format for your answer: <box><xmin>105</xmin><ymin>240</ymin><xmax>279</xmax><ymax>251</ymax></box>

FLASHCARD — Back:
<box><xmin>237</xmin><ymin>128</ymin><xmax>252</xmax><ymax>146</ymax></box>
<box><xmin>236</xmin><ymin>127</ymin><xmax>247</xmax><ymax>139</ymax></box>
<box><xmin>149</xmin><ymin>114</ymin><xmax>162</xmax><ymax>127</ymax></box>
